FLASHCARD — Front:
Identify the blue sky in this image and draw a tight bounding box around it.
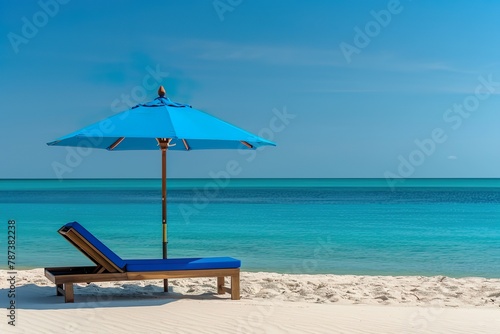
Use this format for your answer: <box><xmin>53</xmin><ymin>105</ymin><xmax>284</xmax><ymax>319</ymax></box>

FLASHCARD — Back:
<box><xmin>1</xmin><ymin>0</ymin><xmax>500</xmax><ymax>179</ymax></box>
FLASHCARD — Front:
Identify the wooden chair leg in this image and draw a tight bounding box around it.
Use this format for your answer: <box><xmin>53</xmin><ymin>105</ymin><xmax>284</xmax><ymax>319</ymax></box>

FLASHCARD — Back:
<box><xmin>217</xmin><ymin>276</ymin><xmax>225</xmax><ymax>294</ymax></box>
<box><xmin>231</xmin><ymin>272</ymin><xmax>240</xmax><ymax>300</ymax></box>
<box><xmin>56</xmin><ymin>284</ymin><xmax>63</xmax><ymax>296</ymax></box>
<box><xmin>163</xmin><ymin>279</ymin><xmax>168</xmax><ymax>292</ymax></box>
<box><xmin>64</xmin><ymin>283</ymin><xmax>74</xmax><ymax>303</ymax></box>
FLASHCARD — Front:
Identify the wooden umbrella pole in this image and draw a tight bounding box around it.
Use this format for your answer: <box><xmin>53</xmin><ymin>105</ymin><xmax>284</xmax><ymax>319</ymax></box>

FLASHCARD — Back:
<box><xmin>162</xmin><ymin>145</ymin><xmax>167</xmax><ymax>258</ymax></box>
<box><xmin>160</xmin><ymin>139</ymin><xmax>168</xmax><ymax>292</ymax></box>
<box><xmin>158</xmin><ymin>87</ymin><xmax>170</xmax><ymax>293</ymax></box>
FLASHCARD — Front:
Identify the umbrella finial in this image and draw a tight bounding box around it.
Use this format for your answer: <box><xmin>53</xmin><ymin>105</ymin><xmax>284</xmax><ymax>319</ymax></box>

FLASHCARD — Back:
<box><xmin>158</xmin><ymin>86</ymin><xmax>166</xmax><ymax>98</ymax></box>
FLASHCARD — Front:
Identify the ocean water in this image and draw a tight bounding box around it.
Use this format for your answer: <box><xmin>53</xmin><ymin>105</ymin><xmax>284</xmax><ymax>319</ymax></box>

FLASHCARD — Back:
<box><xmin>1</xmin><ymin>178</ymin><xmax>500</xmax><ymax>278</ymax></box>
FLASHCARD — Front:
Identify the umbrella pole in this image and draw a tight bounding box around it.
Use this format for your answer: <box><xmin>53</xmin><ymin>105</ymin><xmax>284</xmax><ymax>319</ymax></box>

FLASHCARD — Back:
<box><xmin>161</xmin><ymin>142</ymin><xmax>168</xmax><ymax>292</ymax></box>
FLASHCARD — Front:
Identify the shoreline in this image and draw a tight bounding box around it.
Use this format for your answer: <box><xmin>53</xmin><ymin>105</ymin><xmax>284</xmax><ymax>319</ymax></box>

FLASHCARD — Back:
<box><xmin>2</xmin><ymin>269</ymin><xmax>499</xmax><ymax>333</ymax></box>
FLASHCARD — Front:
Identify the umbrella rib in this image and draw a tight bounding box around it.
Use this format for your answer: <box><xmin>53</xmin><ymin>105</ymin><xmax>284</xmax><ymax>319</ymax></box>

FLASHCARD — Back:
<box><xmin>108</xmin><ymin>137</ymin><xmax>125</xmax><ymax>150</ymax></box>
<box><xmin>182</xmin><ymin>139</ymin><xmax>190</xmax><ymax>151</ymax></box>
<box><xmin>241</xmin><ymin>141</ymin><xmax>253</xmax><ymax>149</ymax></box>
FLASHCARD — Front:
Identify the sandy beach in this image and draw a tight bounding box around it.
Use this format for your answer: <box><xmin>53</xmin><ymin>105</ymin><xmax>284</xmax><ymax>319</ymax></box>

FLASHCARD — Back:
<box><xmin>1</xmin><ymin>269</ymin><xmax>499</xmax><ymax>333</ymax></box>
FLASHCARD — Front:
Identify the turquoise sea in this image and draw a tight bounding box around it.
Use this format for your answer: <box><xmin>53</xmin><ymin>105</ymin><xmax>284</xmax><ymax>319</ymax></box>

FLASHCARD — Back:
<box><xmin>1</xmin><ymin>178</ymin><xmax>500</xmax><ymax>278</ymax></box>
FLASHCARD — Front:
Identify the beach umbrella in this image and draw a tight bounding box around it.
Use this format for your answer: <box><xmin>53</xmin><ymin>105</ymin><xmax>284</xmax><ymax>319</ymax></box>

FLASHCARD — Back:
<box><xmin>47</xmin><ymin>86</ymin><xmax>275</xmax><ymax>287</ymax></box>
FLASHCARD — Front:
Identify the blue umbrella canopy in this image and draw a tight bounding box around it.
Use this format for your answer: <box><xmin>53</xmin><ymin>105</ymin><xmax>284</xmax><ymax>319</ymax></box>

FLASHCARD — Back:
<box><xmin>47</xmin><ymin>86</ymin><xmax>275</xmax><ymax>291</ymax></box>
<box><xmin>48</xmin><ymin>90</ymin><xmax>275</xmax><ymax>151</ymax></box>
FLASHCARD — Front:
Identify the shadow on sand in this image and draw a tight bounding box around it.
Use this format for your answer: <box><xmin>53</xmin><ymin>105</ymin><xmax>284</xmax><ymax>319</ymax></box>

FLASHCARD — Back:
<box><xmin>2</xmin><ymin>283</ymin><xmax>226</xmax><ymax>310</ymax></box>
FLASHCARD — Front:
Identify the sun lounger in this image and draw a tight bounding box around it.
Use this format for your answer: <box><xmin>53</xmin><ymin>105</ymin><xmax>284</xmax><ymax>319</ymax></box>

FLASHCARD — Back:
<box><xmin>44</xmin><ymin>222</ymin><xmax>241</xmax><ymax>303</ymax></box>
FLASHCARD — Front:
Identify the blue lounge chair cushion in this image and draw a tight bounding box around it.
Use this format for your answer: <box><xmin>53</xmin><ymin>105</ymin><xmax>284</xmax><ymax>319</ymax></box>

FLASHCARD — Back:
<box><xmin>65</xmin><ymin>222</ymin><xmax>127</xmax><ymax>270</ymax></box>
<box><xmin>125</xmin><ymin>257</ymin><xmax>241</xmax><ymax>272</ymax></box>
<box><xmin>63</xmin><ymin>222</ymin><xmax>241</xmax><ymax>273</ymax></box>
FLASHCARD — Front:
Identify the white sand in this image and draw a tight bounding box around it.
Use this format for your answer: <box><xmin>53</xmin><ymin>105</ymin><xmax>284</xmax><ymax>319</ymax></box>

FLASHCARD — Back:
<box><xmin>1</xmin><ymin>269</ymin><xmax>500</xmax><ymax>333</ymax></box>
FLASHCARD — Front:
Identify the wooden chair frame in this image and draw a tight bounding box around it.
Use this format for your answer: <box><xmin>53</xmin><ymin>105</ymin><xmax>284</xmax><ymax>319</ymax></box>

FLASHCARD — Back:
<box><xmin>44</xmin><ymin>225</ymin><xmax>240</xmax><ymax>303</ymax></box>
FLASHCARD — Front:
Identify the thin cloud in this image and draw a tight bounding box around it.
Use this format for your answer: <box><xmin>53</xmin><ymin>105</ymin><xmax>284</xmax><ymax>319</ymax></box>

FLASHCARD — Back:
<box><xmin>345</xmin><ymin>51</ymin><xmax>480</xmax><ymax>75</ymax></box>
<box><xmin>83</xmin><ymin>37</ymin><xmax>500</xmax><ymax>96</ymax></box>
<box><xmin>156</xmin><ymin>38</ymin><xmax>494</xmax><ymax>82</ymax></box>
<box><xmin>170</xmin><ymin>39</ymin><xmax>346</xmax><ymax>67</ymax></box>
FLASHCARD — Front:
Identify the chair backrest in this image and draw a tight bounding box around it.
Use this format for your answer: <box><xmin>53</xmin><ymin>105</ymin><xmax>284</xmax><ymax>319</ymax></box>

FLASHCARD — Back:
<box><xmin>59</xmin><ymin>222</ymin><xmax>127</xmax><ymax>273</ymax></box>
